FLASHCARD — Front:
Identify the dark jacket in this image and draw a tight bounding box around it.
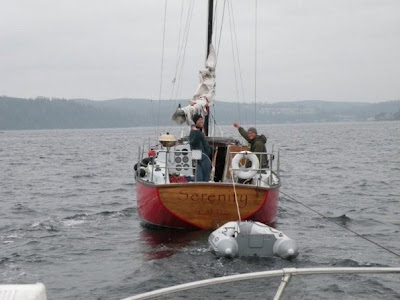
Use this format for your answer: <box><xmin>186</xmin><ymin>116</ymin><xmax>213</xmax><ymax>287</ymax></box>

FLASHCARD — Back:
<box><xmin>189</xmin><ymin>129</ymin><xmax>212</xmax><ymax>158</ymax></box>
<box><xmin>238</xmin><ymin>127</ymin><xmax>268</xmax><ymax>167</ymax></box>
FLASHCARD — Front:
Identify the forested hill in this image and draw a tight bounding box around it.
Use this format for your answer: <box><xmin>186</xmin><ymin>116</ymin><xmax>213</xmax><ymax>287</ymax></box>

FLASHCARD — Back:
<box><xmin>1</xmin><ymin>96</ymin><xmax>399</xmax><ymax>130</ymax></box>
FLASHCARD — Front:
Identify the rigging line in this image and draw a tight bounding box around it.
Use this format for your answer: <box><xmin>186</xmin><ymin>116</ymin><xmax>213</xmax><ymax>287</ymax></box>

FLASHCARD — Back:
<box><xmin>227</xmin><ymin>0</ymin><xmax>241</xmax><ymax>121</ymax></box>
<box><xmin>169</xmin><ymin>1</ymin><xmax>187</xmax><ymax>102</ymax></box>
<box><xmin>280</xmin><ymin>190</ymin><xmax>400</xmax><ymax>259</ymax></box>
<box><xmin>171</xmin><ymin>1</ymin><xmax>191</xmax><ymax>101</ymax></box>
<box><xmin>207</xmin><ymin>110</ymin><xmax>223</xmax><ymax>137</ymax></box>
<box><xmin>213</xmin><ymin>0</ymin><xmax>218</xmax><ymax>47</ymax></box>
<box><xmin>174</xmin><ymin>1</ymin><xmax>192</xmax><ymax>99</ymax></box>
<box><xmin>157</xmin><ymin>0</ymin><xmax>169</xmax><ymax>132</ymax></box>
<box><xmin>230</xmin><ymin>169</ymin><xmax>242</xmax><ymax>221</ymax></box>
<box><xmin>150</xmin><ymin>98</ymin><xmax>157</xmax><ymax>138</ymax></box>
<box><xmin>175</xmin><ymin>1</ymin><xmax>194</xmax><ymax>100</ymax></box>
<box><xmin>175</xmin><ymin>0</ymin><xmax>195</xmax><ymax>100</ymax></box>
<box><xmin>229</xmin><ymin>1</ymin><xmax>247</xmax><ymax>121</ymax></box>
<box><xmin>228</xmin><ymin>1</ymin><xmax>243</xmax><ymax>123</ymax></box>
<box><xmin>170</xmin><ymin>0</ymin><xmax>185</xmax><ymax>104</ymax></box>
<box><xmin>215</xmin><ymin>0</ymin><xmax>227</xmax><ymax>66</ymax></box>
<box><xmin>210</xmin><ymin>103</ymin><xmax>216</xmax><ymax>137</ymax></box>
<box><xmin>254</xmin><ymin>0</ymin><xmax>258</xmax><ymax>128</ymax></box>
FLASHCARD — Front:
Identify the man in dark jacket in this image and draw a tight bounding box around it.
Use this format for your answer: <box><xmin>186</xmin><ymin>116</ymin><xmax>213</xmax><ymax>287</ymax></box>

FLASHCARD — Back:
<box><xmin>190</xmin><ymin>114</ymin><xmax>212</xmax><ymax>181</ymax></box>
<box><xmin>233</xmin><ymin>121</ymin><xmax>268</xmax><ymax>168</ymax></box>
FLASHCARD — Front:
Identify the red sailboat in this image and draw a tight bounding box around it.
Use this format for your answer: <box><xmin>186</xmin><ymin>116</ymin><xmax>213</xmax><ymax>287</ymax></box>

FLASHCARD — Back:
<box><xmin>135</xmin><ymin>0</ymin><xmax>280</xmax><ymax>230</ymax></box>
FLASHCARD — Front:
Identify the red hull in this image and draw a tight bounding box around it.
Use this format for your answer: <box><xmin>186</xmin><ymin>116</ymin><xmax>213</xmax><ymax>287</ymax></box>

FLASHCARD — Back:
<box><xmin>136</xmin><ymin>179</ymin><xmax>279</xmax><ymax>230</ymax></box>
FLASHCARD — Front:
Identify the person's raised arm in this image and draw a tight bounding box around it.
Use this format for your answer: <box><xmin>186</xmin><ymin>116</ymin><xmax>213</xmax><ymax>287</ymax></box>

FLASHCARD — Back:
<box><xmin>234</xmin><ymin>121</ymin><xmax>250</xmax><ymax>142</ymax></box>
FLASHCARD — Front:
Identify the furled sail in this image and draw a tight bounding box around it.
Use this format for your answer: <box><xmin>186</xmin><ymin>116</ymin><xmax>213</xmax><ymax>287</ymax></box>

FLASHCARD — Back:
<box><xmin>172</xmin><ymin>45</ymin><xmax>216</xmax><ymax>125</ymax></box>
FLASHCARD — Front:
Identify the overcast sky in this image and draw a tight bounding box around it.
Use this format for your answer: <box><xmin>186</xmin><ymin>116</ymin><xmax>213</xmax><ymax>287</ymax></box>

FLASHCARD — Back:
<box><xmin>1</xmin><ymin>0</ymin><xmax>399</xmax><ymax>103</ymax></box>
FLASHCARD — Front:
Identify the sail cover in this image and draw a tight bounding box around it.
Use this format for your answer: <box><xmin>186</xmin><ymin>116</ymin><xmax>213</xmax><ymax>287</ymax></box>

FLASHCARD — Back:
<box><xmin>172</xmin><ymin>45</ymin><xmax>216</xmax><ymax>125</ymax></box>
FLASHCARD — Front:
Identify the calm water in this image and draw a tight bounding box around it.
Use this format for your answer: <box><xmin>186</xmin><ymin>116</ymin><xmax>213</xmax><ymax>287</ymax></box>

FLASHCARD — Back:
<box><xmin>0</xmin><ymin>122</ymin><xmax>399</xmax><ymax>299</ymax></box>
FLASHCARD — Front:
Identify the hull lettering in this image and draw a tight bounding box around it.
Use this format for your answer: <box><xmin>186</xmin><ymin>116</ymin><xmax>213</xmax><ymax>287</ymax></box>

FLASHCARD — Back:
<box><xmin>177</xmin><ymin>189</ymin><xmax>251</xmax><ymax>208</ymax></box>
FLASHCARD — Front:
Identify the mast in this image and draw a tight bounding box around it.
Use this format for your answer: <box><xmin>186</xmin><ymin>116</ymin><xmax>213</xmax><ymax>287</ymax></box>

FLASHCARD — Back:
<box><xmin>204</xmin><ymin>0</ymin><xmax>213</xmax><ymax>136</ymax></box>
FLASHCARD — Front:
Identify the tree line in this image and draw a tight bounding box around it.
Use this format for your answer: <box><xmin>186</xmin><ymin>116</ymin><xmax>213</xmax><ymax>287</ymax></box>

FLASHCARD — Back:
<box><xmin>1</xmin><ymin>96</ymin><xmax>399</xmax><ymax>130</ymax></box>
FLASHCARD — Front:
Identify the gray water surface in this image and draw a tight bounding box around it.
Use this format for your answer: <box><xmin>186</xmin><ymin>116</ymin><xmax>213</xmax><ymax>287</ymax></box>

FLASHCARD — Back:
<box><xmin>1</xmin><ymin>122</ymin><xmax>399</xmax><ymax>299</ymax></box>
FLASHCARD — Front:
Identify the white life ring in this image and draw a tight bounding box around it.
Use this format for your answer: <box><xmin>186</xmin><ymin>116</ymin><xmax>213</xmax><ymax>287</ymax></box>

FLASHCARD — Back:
<box><xmin>231</xmin><ymin>151</ymin><xmax>260</xmax><ymax>179</ymax></box>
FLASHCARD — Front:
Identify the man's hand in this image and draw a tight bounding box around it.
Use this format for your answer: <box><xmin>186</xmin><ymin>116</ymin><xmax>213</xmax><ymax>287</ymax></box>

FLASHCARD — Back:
<box><xmin>233</xmin><ymin>121</ymin><xmax>240</xmax><ymax>128</ymax></box>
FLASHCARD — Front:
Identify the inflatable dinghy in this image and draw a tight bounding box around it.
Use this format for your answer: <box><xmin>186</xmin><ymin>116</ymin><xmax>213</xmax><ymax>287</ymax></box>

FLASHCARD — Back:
<box><xmin>208</xmin><ymin>221</ymin><xmax>298</xmax><ymax>259</ymax></box>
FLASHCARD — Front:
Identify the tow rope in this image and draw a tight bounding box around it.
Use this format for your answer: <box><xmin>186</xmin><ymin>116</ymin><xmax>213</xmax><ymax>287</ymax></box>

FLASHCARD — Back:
<box><xmin>280</xmin><ymin>190</ymin><xmax>400</xmax><ymax>259</ymax></box>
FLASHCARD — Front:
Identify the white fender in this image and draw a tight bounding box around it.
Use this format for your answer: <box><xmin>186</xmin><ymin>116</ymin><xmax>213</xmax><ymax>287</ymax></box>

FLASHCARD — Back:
<box><xmin>231</xmin><ymin>151</ymin><xmax>260</xmax><ymax>179</ymax></box>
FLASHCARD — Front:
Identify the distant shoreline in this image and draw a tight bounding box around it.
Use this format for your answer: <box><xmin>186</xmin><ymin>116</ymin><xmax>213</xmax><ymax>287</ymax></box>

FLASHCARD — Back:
<box><xmin>1</xmin><ymin>96</ymin><xmax>399</xmax><ymax>130</ymax></box>
<box><xmin>2</xmin><ymin>120</ymin><xmax>400</xmax><ymax>132</ymax></box>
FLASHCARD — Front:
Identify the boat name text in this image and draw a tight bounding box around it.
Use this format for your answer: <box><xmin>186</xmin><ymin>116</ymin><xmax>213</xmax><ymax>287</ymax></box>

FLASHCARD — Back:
<box><xmin>178</xmin><ymin>190</ymin><xmax>248</xmax><ymax>208</ymax></box>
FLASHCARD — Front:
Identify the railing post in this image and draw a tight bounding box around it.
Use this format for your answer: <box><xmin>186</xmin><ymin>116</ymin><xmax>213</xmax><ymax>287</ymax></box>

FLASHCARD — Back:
<box><xmin>268</xmin><ymin>153</ymin><xmax>272</xmax><ymax>186</ymax></box>
<box><xmin>136</xmin><ymin>146</ymin><xmax>142</xmax><ymax>180</ymax></box>
<box><xmin>271</xmin><ymin>144</ymin><xmax>274</xmax><ymax>170</ymax></box>
<box><xmin>151</xmin><ymin>149</ymin><xmax>155</xmax><ymax>182</ymax></box>
<box><xmin>277</xmin><ymin>149</ymin><xmax>280</xmax><ymax>178</ymax></box>
<box><xmin>193</xmin><ymin>151</ymin><xmax>197</xmax><ymax>182</ymax></box>
<box><xmin>165</xmin><ymin>148</ymin><xmax>168</xmax><ymax>184</ymax></box>
<box><xmin>273</xmin><ymin>274</ymin><xmax>292</xmax><ymax>300</ymax></box>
